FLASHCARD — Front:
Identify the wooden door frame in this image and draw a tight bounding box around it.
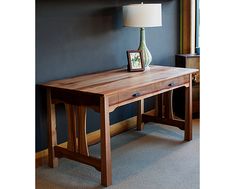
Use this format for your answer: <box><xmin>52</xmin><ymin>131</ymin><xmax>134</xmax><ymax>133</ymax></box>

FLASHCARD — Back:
<box><xmin>180</xmin><ymin>0</ymin><xmax>196</xmax><ymax>54</ymax></box>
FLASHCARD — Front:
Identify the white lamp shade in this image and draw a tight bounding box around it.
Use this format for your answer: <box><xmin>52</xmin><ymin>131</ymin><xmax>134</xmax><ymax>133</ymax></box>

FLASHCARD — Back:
<box><xmin>123</xmin><ymin>4</ymin><xmax>162</xmax><ymax>28</ymax></box>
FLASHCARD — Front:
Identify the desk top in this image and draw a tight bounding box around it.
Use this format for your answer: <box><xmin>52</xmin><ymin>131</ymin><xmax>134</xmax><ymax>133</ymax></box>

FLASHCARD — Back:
<box><xmin>42</xmin><ymin>65</ymin><xmax>197</xmax><ymax>96</ymax></box>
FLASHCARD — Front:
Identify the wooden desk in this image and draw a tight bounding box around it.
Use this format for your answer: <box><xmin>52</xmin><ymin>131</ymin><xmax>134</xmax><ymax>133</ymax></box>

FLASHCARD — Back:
<box><xmin>41</xmin><ymin>65</ymin><xmax>197</xmax><ymax>187</ymax></box>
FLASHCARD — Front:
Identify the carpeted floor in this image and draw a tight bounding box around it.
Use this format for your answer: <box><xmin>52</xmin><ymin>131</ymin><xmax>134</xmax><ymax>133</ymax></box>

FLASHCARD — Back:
<box><xmin>36</xmin><ymin>119</ymin><xmax>199</xmax><ymax>189</ymax></box>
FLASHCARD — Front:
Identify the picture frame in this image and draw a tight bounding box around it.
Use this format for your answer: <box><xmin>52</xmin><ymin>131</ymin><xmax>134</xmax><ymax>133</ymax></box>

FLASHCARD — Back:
<box><xmin>126</xmin><ymin>50</ymin><xmax>145</xmax><ymax>72</ymax></box>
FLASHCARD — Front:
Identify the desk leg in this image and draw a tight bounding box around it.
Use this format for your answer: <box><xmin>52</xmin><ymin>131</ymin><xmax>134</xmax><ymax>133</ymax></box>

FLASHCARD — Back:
<box><xmin>185</xmin><ymin>75</ymin><xmax>193</xmax><ymax>141</ymax></box>
<box><xmin>137</xmin><ymin>99</ymin><xmax>144</xmax><ymax>131</ymax></box>
<box><xmin>100</xmin><ymin>96</ymin><xmax>112</xmax><ymax>187</ymax></box>
<box><xmin>157</xmin><ymin>94</ymin><xmax>163</xmax><ymax>118</ymax></box>
<box><xmin>65</xmin><ymin>104</ymin><xmax>77</xmax><ymax>152</ymax></box>
<box><xmin>164</xmin><ymin>91</ymin><xmax>174</xmax><ymax>120</ymax></box>
<box><xmin>47</xmin><ymin>89</ymin><xmax>58</xmax><ymax>168</ymax></box>
<box><xmin>77</xmin><ymin>105</ymin><xmax>89</xmax><ymax>156</ymax></box>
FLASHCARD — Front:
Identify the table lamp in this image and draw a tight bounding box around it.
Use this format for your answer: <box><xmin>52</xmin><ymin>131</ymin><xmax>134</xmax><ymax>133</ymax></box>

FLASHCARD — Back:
<box><xmin>123</xmin><ymin>3</ymin><xmax>162</xmax><ymax>69</ymax></box>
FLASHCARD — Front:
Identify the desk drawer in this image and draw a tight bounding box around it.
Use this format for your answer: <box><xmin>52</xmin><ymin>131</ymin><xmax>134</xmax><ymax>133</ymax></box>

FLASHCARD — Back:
<box><xmin>109</xmin><ymin>75</ymin><xmax>189</xmax><ymax>105</ymax></box>
<box><xmin>155</xmin><ymin>75</ymin><xmax>190</xmax><ymax>94</ymax></box>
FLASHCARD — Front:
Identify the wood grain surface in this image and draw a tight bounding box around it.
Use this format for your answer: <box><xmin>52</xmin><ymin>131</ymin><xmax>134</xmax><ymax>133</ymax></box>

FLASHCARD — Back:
<box><xmin>42</xmin><ymin>66</ymin><xmax>197</xmax><ymax>96</ymax></box>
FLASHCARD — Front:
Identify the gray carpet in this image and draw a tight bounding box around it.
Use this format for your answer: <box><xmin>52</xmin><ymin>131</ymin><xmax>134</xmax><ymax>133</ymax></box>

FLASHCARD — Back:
<box><xmin>36</xmin><ymin>119</ymin><xmax>199</xmax><ymax>189</ymax></box>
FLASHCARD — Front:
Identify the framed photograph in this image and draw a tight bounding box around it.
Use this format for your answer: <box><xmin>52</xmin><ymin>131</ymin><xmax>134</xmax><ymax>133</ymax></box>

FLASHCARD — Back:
<box><xmin>126</xmin><ymin>50</ymin><xmax>145</xmax><ymax>72</ymax></box>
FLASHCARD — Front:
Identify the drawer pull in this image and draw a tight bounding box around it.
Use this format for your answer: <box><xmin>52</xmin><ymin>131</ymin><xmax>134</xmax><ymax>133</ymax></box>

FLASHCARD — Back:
<box><xmin>132</xmin><ymin>92</ymin><xmax>140</xmax><ymax>97</ymax></box>
<box><xmin>168</xmin><ymin>82</ymin><xmax>175</xmax><ymax>87</ymax></box>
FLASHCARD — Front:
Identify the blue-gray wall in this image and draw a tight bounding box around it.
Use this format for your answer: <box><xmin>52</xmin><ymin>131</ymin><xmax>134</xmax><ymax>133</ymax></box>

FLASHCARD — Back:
<box><xmin>36</xmin><ymin>0</ymin><xmax>179</xmax><ymax>152</ymax></box>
